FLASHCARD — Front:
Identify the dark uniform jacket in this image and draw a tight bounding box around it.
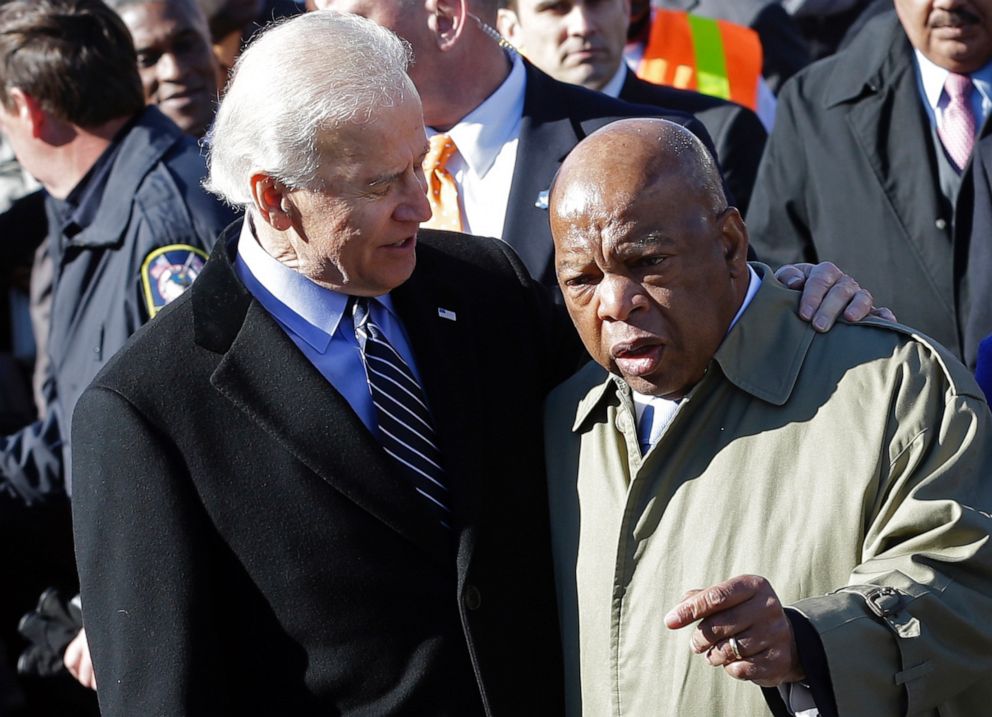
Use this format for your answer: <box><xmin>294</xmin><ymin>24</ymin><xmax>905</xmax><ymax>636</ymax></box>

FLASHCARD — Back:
<box><xmin>0</xmin><ymin>106</ymin><xmax>235</xmax><ymax>511</ymax></box>
<box><xmin>72</xmin><ymin>223</ymin><xmax>583</xmax><ymax>716</ymax></box>
<box><xmin>746</xmin><ymin>11</ymin><xmax>991</xmax><ymax>364</ymax></box>
<box><xmin>618</xmin><ymin>69</ymin><xmax>767</xmax><ymax>214</ymax></box>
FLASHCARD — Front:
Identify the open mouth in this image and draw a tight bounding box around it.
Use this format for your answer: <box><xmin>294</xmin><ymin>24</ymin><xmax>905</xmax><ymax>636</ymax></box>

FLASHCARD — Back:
<box><xmin>611</xmin><ymin>339</ymin><xmax>663</xmax><ymax>377</ymax></box>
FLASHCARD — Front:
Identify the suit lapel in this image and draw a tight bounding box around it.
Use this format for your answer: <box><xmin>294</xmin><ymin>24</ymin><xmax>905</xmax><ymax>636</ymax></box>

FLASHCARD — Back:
<box><xmin>195</xmin><ymin>229</ymin><xmax>451</xmax><ymax>564</ymax></box>
<box><xmin>502</xmin><ymin>63</ymin><xmax>583</xmax><ymax>285</ymax></box>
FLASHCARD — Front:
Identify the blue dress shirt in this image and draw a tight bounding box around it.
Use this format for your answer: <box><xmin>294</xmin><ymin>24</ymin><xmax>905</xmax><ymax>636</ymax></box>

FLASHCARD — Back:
<box><xmin>233</xmin><ymin>217</ymin><xmax>423</xmax><ymax>436</ymax></box>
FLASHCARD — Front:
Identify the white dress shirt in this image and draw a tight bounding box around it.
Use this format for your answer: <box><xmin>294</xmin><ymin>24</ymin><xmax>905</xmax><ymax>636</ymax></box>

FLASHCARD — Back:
<box><xmin>427</xmin><ymin>52</ymin><xmax>525</xmax><ymax>239</ymax></box>
<box><xmin>913</xmin><ymin>50</ymin><xmax>992</xmax><ymax>135</ymax></box>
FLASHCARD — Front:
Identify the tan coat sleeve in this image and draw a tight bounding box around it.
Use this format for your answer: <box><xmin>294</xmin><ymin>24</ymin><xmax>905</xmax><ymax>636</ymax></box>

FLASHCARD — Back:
<box><xmin>792</xmin><ymin>342</ymin><xmax>992</xmax><ymax>716</ymax></box>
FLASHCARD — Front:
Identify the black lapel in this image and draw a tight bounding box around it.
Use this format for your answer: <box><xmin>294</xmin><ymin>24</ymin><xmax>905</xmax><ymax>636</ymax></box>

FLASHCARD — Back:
<box><xmin>501</xmin><ymin>62</ymin><xmax>583</xmax><ymax>285</ymax></box>
<box><xmin>193</xmin><ymin>223</ymin><xmax>451</xmax><ymax>564</ymax></box>
<box><xmin>392</xmin><ymin>235</ymin><xmax>487</xmax><ymax>564</ymax></box>
<box><xmin>841</xmin><ymin>25</ymin><xmax>955</xmax><ymax>314</ymax></box>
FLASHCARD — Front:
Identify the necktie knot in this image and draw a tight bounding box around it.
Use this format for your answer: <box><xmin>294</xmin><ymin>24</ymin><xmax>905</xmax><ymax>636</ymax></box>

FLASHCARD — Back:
<box><xmin>938</xmin><ymin>72</ymin><xmax>977</xmax><ymax>172</ymax></box>
<box><xmin>350</xmin><ymin>295</ymin><xmax>371</xmax><ymax>340</ymax></box>
<box><xmin>425</xmin><ymin>133</ymin><xmax>458</xmax><ymax>174</ymax></box>
<box><xmin>945</xmin><ymin>72</ymin><xmax>974</xmax><ymax>102</ymax></box>
<box><xmin>422</xmin><ymin>134</ymin><xmax>463</xmax><ymax>232</ymax></box>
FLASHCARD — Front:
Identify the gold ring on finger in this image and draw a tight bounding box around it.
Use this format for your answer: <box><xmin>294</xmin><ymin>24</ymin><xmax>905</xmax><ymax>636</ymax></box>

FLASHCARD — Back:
<box><xmin>728</xmin><ymin>636</ymin><xmax>744</xmax><ymax>662</ymax></box>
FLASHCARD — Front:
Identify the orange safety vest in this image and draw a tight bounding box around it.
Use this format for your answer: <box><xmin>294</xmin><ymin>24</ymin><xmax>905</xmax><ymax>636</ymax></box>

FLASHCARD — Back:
<box><xmin>636</xmin><ymin>9</ymin><xmax>763</xmax><ymax>112</ymax></box>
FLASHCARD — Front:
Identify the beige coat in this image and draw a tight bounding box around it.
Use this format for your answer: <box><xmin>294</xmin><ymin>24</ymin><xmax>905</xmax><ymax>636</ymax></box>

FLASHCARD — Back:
<box><xmin>545</xmin><ymin>265</ymin><xmax>992</xmax><ymax>716</ymax></box>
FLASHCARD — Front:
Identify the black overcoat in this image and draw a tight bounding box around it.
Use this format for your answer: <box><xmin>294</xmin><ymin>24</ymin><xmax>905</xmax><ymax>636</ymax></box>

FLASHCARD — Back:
<box><xmin>71</xmin><ymin>223</ymin><xmax>582</xmax><ymax>716</ymax></box>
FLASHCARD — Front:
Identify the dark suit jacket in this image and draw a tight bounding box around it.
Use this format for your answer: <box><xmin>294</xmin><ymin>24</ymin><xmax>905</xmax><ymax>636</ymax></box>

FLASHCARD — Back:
<box><xmin>958</xmin><ymin>132</ymin><xmax>992</xmax><ymax>368</ymax></box>
<box><xmin>71</xmin><ymin>222</ymin><xmax>583</xmax><ymax>716</ymax></box>
<box><xmin>502</xmin><ymin>61</ymin><xmax>716</xmax><ymax>291</ymax></box>
<box><xmin>619</xmin><ymin>70</ymin><xmax>767</xmax><ymax>214</ymax></box>
<box><xmin>747</xmin><ymin>11</ymin><xmax>990</xmax><ymax>363</ymax></box>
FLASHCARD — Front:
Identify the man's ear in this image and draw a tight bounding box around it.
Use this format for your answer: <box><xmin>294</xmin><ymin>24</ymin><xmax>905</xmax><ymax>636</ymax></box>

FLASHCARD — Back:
<box><xmin>249</xmin><ymin>174</ymin><xmax>294</xmax><ymax>232</ymax></box>
<box><xmin>8</xmin><ymin>88</ymin><xmax>46</xmax><ymax>139</ymax></box>
<box><xmin>433</xmin><ymin>0</ymin><xmax>468</xmax><ymax>51</ymax></box>
<box><xmin>496</xmin><ymin>8</ymin><xmax>523</xmax><ymax>49</ymax></box>
<box><xmin>717</xmin><ymin>207</ymin><xmax>749</xmax><ymax>276</ymax></box>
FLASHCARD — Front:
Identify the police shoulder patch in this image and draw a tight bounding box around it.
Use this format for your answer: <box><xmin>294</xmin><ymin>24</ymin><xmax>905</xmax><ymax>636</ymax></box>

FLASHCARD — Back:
<box><xmin>141</xmin><ymin>244</ymin><xmax>208</xmax><ymax>318</ymax></box>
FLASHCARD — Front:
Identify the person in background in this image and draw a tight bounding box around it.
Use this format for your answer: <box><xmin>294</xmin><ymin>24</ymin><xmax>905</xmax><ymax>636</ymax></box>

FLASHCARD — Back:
<box><xmin>0</xmin><ymin>0</ymin><xmax>234</xmax><ymax>704</ymax></box>
<box><xmin>195</xmin><ymin>0</ymin><xmax>301</xmax><ymax>89</ymax></box>
<box><xmin>108</xmin><ymin>0</ymin><xmax>219</xmax><ymax>139</ymax></box>
<box><xmin>496</xmin><ymin>0</ymin><xmax>767</xmax><ymax>213</ymax></box>
<box><xmin>748</xmin><ymin>1</ymin><xmax>992</xmax><ymax>369</ymax></box>
<box><xmin>651</xmin><ymin>0</ymin><xmax>811</xmax><ymax>92</ymax></box>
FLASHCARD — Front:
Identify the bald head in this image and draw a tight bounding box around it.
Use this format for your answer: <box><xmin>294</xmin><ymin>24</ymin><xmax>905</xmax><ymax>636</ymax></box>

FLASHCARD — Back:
<box><xmin>550</xmin><ymin>118</ymin><xmax>748</xmax><ymax>399</ymax></box>
<box><xmin>551</xmin><ymin>118</ymin><xmax>726</xmax><ymax>227</ymax></box>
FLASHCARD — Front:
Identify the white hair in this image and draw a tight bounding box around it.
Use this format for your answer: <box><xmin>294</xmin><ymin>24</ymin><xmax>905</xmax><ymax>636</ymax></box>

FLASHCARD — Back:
<box><xmin>204</xmin><ymin>10</ymin><xmax>415</xmax><ymax>206</ymax></box>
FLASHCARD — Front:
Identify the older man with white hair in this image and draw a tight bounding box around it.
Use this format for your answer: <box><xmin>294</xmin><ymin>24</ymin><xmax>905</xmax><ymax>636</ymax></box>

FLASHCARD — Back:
<box><xmin>70</xmin><ymin>9</ymin><xmax>578</xmax><ymax>716</ymax></box>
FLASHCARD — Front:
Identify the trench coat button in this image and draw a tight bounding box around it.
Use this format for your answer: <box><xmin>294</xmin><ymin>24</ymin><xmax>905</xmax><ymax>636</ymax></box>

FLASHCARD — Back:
<box><xmin>936</xmin><ymin>218</ymin><xmax>948</xmax><ymax>231</ymax></box>
<box><xmin>463</xmin><ymin>585</ymin><xmax>482</xmax><ymax>611</ymax></box>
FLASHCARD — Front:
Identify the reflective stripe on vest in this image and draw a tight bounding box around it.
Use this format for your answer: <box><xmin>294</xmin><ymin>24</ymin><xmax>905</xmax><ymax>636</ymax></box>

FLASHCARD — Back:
<box><xmin>636</xmin><ymin>9</ymin><xmax>763</xmax><ymax>112</ymax></box>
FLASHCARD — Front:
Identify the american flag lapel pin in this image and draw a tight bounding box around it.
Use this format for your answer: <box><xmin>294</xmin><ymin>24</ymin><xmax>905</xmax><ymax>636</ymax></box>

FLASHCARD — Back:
<box><xmin>535</xmin><ymin>189</ymin><xmax>549</xmax><ymax>210</ymax></box>
<box><xmin>438</xmin><ymin>307</ymin><xmax>457</xmax><ymax>321</ymax></box>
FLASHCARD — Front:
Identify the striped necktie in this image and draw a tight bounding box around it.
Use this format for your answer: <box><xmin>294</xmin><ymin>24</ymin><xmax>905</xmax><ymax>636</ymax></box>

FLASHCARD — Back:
<box><xmin>351</xmin><ymin>297</ymin><xmax>452</xmax><ymax>528</ymax></box>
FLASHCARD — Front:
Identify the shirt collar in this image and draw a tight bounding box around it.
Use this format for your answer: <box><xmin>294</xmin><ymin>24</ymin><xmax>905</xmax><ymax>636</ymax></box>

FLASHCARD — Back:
<box><xmin>600</xmin><ymin>63</ymin><xmax>629</xmax><ymax>99</ymax></box>
<box><xmin>915</xmin><ymin>49</ymin><xmax>992</xmax><ymax>112</ymax></box>
<box><xmin>234</xmin><ymin>214</ymin><xmax>398</xmax><ymax>352</ymax></box>
<box><xmin>431</xmin><ymin>51</ymin><xmax>525</xmax><ymax>179</ymax></box>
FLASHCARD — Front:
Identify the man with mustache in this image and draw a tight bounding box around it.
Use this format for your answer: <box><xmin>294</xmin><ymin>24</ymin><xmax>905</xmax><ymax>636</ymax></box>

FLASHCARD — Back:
<box><xmin>748</xmin><ymin>0</ymin><xmax>992</xmax><ymax>370</ymax></box>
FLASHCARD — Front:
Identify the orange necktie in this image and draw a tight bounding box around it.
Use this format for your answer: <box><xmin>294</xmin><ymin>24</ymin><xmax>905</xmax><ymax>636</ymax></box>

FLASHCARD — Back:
<box><xmin>422</xmin><ymin>134</ymin><xmax>463</xmax><ymax>232</ymax></box>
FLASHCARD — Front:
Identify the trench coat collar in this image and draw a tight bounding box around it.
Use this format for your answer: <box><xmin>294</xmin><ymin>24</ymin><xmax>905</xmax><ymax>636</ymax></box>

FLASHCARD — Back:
<box><xmin>571</xmin><ymin>263</ymin><xmax>816</xmax><ymax>432</ymax></box>
<box><xmin>823</xmin><ymin>11</ymin><xmax>910</xmax><ymax>109</ymax></box>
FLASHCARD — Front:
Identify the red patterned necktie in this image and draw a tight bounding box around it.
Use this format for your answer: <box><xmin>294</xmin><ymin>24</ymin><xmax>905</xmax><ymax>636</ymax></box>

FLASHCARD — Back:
<box><xmin>938</xmin><ymin>73</ymin><xmax>977</xmax><ymax>172</ymax></box>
